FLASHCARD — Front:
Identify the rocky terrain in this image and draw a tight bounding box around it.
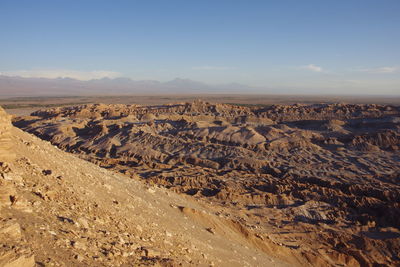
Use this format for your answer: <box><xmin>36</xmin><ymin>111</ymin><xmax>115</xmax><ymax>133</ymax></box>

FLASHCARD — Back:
<box><xmin>10</xmin><ymin>101</ymin><xmax>400</xmax><ymax>266</ymax></box>
<box><xmin>1</xmin><ymin>105</ymin><xmax>295</xmax><ymax>267</ymax></box>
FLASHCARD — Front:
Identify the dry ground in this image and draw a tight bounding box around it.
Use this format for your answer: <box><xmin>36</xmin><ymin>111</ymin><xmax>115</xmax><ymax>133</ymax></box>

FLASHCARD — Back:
<box><xmin>2</xmin><ymin>117</ymin><xmax>296</xmax><ymax>266</ymax></box>
<box><xmin>11</xmin><ymin>100</ymin><xmax>400</xmax><ymax>266</ymax></box>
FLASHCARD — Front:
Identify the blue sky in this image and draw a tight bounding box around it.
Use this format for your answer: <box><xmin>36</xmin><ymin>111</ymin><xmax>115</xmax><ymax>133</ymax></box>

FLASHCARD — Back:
<box><xmin>0</xmin><ymin>0</ymin><xmax>399</xmax><ymax>94</ymax></box>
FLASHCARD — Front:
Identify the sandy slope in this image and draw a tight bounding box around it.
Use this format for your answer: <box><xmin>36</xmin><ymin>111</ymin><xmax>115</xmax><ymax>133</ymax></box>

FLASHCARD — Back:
<box><xmin>1</xmin><ymin>125</ymin><xmax>294</xmax><ymax>266</ymax></box>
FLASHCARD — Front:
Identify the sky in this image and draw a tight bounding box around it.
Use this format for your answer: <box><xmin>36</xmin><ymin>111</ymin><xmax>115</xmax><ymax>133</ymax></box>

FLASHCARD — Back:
<box><xmin>0</xmin><ymin>0</ymin><xmax>399</xmax><ymax>95</ymax></box>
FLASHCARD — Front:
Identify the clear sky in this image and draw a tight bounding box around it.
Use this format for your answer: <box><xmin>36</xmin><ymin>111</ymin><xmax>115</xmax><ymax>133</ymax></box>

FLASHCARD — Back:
<box><xmin>1</xmin><ymin>0</ymin><xmax>399</xmax><ymax>94</ymax></box>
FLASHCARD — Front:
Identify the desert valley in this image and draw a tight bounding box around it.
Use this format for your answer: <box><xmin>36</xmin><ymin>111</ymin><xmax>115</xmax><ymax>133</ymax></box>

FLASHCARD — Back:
<box><xmin>0</xmin><ymin>97</ymin><xmax>399</xmax><ymax>266</ymax></box>
<box><xmin>1</xmin><ymin>1</ymin><xmax>399</xmax><ymax>266</ymax></box>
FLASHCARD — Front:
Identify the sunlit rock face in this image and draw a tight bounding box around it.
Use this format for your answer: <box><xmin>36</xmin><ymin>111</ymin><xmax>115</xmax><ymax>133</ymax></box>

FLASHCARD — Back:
<box><xmin>0</xmin><ymin>106</ymin><xmax>15</xmax><ymax>163</ymax></box>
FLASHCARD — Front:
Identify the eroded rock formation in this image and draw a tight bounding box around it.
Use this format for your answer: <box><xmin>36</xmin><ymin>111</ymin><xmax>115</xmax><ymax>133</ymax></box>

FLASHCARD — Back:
<box><xmin>0</xmin><ymin>107</ymin><xmax>15</xmax><ymax>162</ymax></box>
<box><xmin>14</xmin><ymin>101</ymin><xmax>400</xmax><ymax>266</ymax></box>
<box><xmin>0</xmin><ymin>106</ymin><xmax>35</xmax><ymax>267</ymax></box>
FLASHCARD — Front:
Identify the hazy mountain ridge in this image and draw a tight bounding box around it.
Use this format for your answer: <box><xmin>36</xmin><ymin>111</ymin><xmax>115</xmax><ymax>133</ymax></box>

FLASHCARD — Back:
<box><xmin>0</xmin><ymin>75</ymin><xmax>261</xmax><ymax>97</ymax></box>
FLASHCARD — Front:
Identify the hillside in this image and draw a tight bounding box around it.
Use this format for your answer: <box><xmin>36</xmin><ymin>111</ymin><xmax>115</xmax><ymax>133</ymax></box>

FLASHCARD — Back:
<box><xmin>11</xmin><ymin>101</ymin><xmax>400</xmax><ymax>266</ymax></box>
<box><xmin>1</xmin><ymin>106</ymin><xmax>295</xmax><ymax>266</ymax></box>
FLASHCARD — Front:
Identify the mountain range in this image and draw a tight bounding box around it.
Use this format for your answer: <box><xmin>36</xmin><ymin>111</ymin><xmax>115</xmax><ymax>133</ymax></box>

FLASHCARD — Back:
<box><xmin>0</xmin><ymin>75</ymin><xmax>263</xmax><ymax>97</ymax></box>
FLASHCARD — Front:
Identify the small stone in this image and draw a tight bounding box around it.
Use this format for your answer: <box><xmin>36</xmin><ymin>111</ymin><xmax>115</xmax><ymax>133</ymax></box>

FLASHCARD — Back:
<box><xmin>57</xmin><ymin>216</ymin><xmax>74</xmax><ymax>224</ymax></box>
<box><xmin>141</xmin><ymin>247</ymin><xmax>161</xmax><ymax>258</ymax></box>
<box><xmin>71</xmin><ymin>240</ymin><xmax>87</xmax><ymax>250</ymax></box>
<box><xmin>147</xmin><ymin>188</ymin><xmax>156</xmax><ymax>194</ymax></box>
<box><xmin>74</xmin><ymin>254</ymin><xmax>84</xmax><ymax>261</ymax></box>
<box><xmin>205</xmin><ymin>227</ymin><xmax>215</xmax><ymax>234</ymax></box>
<box><xmin>77</xmin><ymin>217</ymin><xmax>89</xmax><ymax>229</ymax></box>
<box><xmin>165</xmin><ymin>231</ymin><xmax>172</xmax><ymax>237</ymax></box>
<box><xmin>42</xmin><ymin>169</ymin><xmax>52</xmax><ymax>175</ymax></box>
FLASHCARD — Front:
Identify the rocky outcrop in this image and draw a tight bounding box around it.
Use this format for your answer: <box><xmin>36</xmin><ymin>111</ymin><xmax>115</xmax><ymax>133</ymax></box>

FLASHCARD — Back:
<box><xmin>0</xmin><ymin>107</ymin><xmax>35</xmax><ymax>267</ymax></box>
<box><xmin>0</xmin><ymin>106</ymin><xmax>15</xmax><ymax>163</ymax></box>
<box><xmin>0</xmin><ymin>218</ymin><xmax>35</xmax><ymax>267</ymax></box>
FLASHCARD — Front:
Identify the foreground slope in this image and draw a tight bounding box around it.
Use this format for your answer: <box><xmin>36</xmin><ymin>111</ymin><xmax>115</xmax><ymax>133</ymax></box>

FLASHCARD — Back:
<box><xmin>14</xmin><ymin>101</ymin><xmax>400</xmax><ymax>266</ymax></box>
<box><xmin>1</xmin><ymin>107</ymin><xmax>292</xmax><ymax>266</ymax></box>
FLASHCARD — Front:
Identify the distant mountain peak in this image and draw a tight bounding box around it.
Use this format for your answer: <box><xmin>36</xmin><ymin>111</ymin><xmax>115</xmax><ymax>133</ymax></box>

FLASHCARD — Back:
<box><xmin>0</xmin><ymin>74</ymin><xmax>267</xmax><ymax>97</ymax></box>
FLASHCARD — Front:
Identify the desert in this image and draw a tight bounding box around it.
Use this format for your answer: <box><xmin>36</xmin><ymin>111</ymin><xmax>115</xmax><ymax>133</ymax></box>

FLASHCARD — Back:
<box><xmin>1</xmin><ymin>1</ymin><xmax>400</xmax><ymax>266</ymax></box>
<box><xmin>1</xmin><ymin>98</ymin><xmax>398</xmax><ymax>266</ymax></box>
